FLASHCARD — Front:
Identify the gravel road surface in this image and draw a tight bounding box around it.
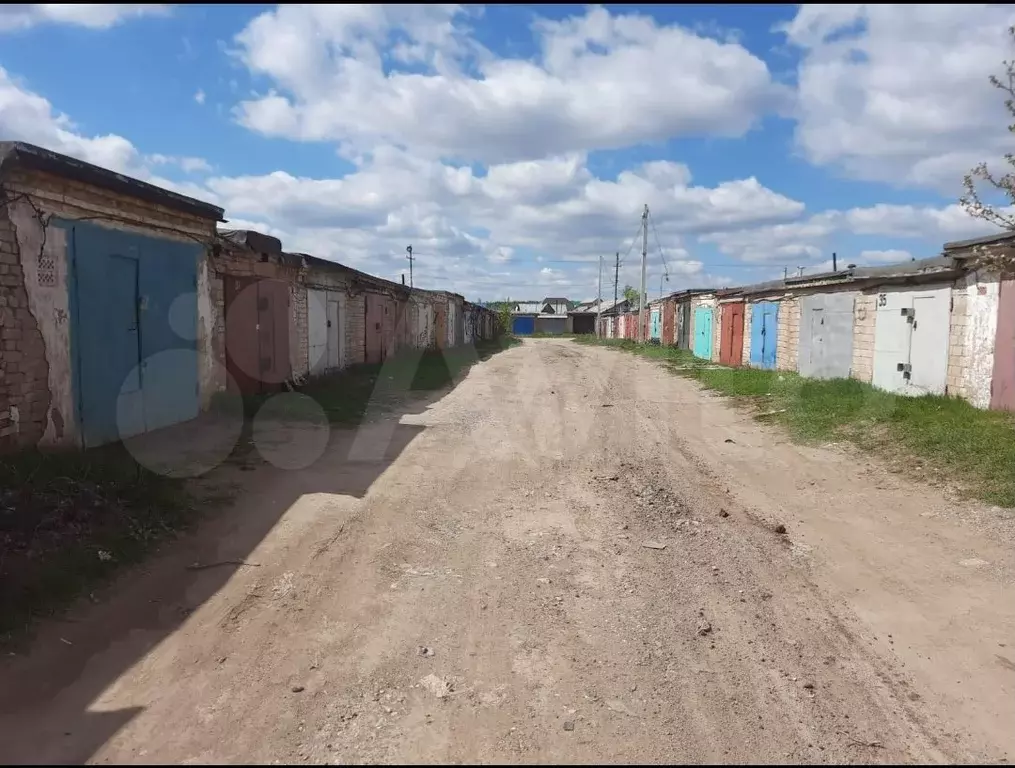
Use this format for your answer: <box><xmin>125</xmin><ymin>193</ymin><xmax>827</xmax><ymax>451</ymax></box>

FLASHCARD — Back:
<box><xmin>1</xmin><ymin>338</ymin><xmax>1012</xmax><ymax>764</ymax></box>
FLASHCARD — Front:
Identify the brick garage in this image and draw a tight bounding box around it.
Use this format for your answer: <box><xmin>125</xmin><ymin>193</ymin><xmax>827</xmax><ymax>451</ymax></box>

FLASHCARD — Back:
<box><xmin>0</xmin><ymin>141</ymin><xmax>223</xmax><ymax>449</ymax></box>
<box><xmin>211</xmin><ymin>230</ymin><xmax>308</xmax><ymax>394</ymax></box>
<box><xmin>303</xmin><ymin>258</ymin><xmax>368</xmax><ymax>367</ymax></box>
<box><xmin>940</xmin><ymin>234</ymin><xmax>1010</xmax><ymax>409</ymax></box>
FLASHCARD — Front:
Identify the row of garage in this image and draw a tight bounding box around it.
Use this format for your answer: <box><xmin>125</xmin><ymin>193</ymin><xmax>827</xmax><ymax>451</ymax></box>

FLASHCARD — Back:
<box><xmin>213</xmin><ymin>232</ymin><xmax>495</xmax><ymax>400</ymax></box>
<box><xmin>0</xmin><ymin>141</ymin><xmax>497</xmax><ymax>451</ymax></box>
<box><xmin>598</xmin><ymin>237</ymin><xmax>1015</xmax><ymax>410</ymax></box>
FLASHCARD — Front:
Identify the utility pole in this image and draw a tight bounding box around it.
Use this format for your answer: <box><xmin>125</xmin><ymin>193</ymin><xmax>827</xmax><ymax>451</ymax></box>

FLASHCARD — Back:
<box><xmin>640</xmin><ymin>204</ymin><xmax>648</xmax><ymax>343</ymax></box>
<box><xmin>406</xmin><ymin>245</ymin><xmax>414</xmax><ymax>289</ymax></box>
<box><xmin>614</xmin><ymin>251</ymin><xmax>620</xmax><ymax>307</ymax></box>
<box><xmin>596</xmin><ymin>252</ymin><xmax>603</xmax><ymax>337</ymax></box>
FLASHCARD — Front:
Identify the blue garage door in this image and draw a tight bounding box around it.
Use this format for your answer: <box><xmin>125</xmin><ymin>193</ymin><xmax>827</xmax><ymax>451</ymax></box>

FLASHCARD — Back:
<box><xmin>512</xmin><ymin>315</ymin><xmax>535</xmax><ymax>335</ymax></box>
<box><xmin>650</xmin><ymin>308</ymin><xmax>661</xmax><ymax>341</ymax></box>
<box><xmin>750</xmin><ymin>301</ymin><xmax>779</xmax><ymax>370</ymax></box>
<box><xmin>693</xmin><ymin>306</ymin><xmax>713</xmax><ymax>359</ymax></box>
<box><xmin>69</xmin><ymin>220</ymin><xmax>202</xmax><ymax>447</ymax></box>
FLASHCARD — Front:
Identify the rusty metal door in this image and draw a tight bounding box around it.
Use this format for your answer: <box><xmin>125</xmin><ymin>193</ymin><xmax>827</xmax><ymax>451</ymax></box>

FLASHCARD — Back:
<box><xmin>662</xmin><ymin>301</ymin><xmax>675</xmax><ymax>345</ymax></box>
<box><xmin>394</xmin><ymin>299</ymin><xmax>410</xmax><ymax>351</ymax></box>
<box><xmin>381</xmin><ymin>297</ymin><xmax>396</xmax><ymax>360</ymax></box>
<box><xmin>365</xmin><ymin>293</ymin><xmax>385</xmax><ymax>364</ymax></box>
<box><xmin>991</xmin><ymin>277</ymin><xmax>1015</xmax><ymax>410</ymax></box>
<box><xmin>258</xmin><ymin>279</ymin><xmax>291</xmax><ymax>388</ymax></box>
<box><xmin>435</xmin><ymin>304</ymin><xmax>447</xmax><ymax>349</ymax></box>
<box><xmin>719</xmin><ymin>302</ymin><xmax>744</xmax><ymax>365</ymax></box>
<box><xmin>225</xmin><ymin>277</ymin><xmax>290</xmax><ymax>394</ymax></box>
<box><xmin>225</xmin><ymin>276</ymin><xmax>255</xmax><ymax>394</ymax></box>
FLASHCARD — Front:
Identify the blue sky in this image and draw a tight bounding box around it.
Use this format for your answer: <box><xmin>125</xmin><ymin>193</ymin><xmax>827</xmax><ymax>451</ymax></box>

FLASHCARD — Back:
<box><xmin>0</xmin><ymin>4</ymin><xmax>1012</xmax><ymax>302</ymax></box>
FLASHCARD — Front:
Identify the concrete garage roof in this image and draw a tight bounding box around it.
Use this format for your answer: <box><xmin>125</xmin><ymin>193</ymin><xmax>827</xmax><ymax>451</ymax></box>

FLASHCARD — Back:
<box><xmin>720</xmin><ymin>255</ymin><xmax>963</xmax><ymax>300</ymax></box>
<box><xmin>943</xmin><ymin>230</ymin><xmax>1015</xmax><ymax>252</ymax></box>
<box><xmin>0</xmin><ymin>140</ymin><xmax>225</xmax><ymax>222</ymax></box>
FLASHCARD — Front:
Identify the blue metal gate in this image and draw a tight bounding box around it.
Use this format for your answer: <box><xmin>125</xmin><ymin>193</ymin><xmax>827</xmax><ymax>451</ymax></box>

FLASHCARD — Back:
<box><xmin>512</xmin><ymin>315</ymin><xmax>535</xmax><ymax>335</ymax></box>
<box><xmin>650</xmin><ymin>308</ymin><xmax>661</xmax><ymax>341</ymax></box>
<box><xmin>68</xmin><ymin>220</ymin><xmax>202</xmax><ymax>447</ymax></box>
<box><xmin>750</xmin><ymin>301</ymin><xmax>779</xmax><ymax>370</ymax></box>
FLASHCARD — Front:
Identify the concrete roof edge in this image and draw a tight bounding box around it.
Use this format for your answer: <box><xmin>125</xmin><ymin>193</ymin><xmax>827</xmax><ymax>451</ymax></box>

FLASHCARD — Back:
<box><xmin>943</xmin><ymin>229</ymin><xmax>1015</xmax><ymax>252</ymax></box>
<box><xmin>0</xmin><ymin>140</ymin><xmax>224</xmax><ymax>222</ymax></box>
<box><xmin>300</xmin><ymin>254</ymin><xmax>481</xmax><ymax>305</ymax></box>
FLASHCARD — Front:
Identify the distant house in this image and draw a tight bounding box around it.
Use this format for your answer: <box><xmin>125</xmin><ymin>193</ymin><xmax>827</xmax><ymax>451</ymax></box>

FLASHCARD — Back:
<box><xmin>511</xmin><ymin>301</ymin><xmax>545</xmax><ymax>315</ymax></box>
<box><xmin>570</xmin><ymin>300</ymin><xmax>595</xmax><ymax>313</ymax></box>
<box><xmin>598</xmin><ymin>297</ymin><xmax>635</xmax><ymax>316</ymax></box>
<box><xmin>541</xmin><ymin>297</ymin><xmax>571</xmax><ymax>315</ymax></box>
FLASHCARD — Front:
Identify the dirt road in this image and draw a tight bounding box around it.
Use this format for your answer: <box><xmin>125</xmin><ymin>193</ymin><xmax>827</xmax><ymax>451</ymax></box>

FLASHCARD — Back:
<box><xmin>2</xmin><ymin>338</ymin><xmax>1013</xmax><ymax>764</ymax></box>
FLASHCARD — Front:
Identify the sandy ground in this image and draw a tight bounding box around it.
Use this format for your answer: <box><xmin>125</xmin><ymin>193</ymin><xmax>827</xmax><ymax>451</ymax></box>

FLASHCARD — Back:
<box><xmin>1</xmin><ymin>337</ymin><xmax>1013</xmax><ymax>765</ymax></box>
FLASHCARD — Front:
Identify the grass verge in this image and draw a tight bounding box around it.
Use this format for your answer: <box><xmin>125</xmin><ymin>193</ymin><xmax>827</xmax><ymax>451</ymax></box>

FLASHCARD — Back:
<box><xmin>576</xmin><ymin>335</ymin><xmax>1015</xmax><ymax>507</ymax></box>
<box><xmin>241</xmin><ymin>335</ymin><xmax>521</xmax><ymax>426</ymax></box>
<box><xmin>0</xmin><ymin>445</ymin><xmax>203</xmax><ymax>647</ymax></box>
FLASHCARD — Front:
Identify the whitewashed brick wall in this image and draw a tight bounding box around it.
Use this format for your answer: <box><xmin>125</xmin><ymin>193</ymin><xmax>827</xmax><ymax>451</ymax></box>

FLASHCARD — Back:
<box><xmin>775</xmin><ymin>297</ymin><xmax>800</xmax><ymax>371</ymax></box>
<box><xmin>851</xmin><ymin>292</ymin><xmax>876</xmax><ymax>383</ymax></box>
<box><xmin>742</xmin><ymin>302</ymin><xmax>753</xmax><ymax>364</ymax></box>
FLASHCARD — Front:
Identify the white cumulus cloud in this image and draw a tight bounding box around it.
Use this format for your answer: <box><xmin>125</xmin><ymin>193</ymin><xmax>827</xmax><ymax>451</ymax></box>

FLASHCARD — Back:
<box><xmin>231</xmin><ymin>4</ymin><xmax>791</xmax><ymax>163</ymax></box>
<box><xmin>0</xmin><ymin>4</ymin><xmax>170</xmax><ymax>32</ymax></box>
<box><xmin>781</xmin><ymin>4</ymin><xmax>1015</xmax><ymax>193</ymax></box>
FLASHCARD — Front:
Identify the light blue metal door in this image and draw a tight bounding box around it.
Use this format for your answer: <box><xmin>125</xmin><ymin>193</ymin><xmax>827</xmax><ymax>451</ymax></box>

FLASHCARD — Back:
<box><xmin>70</xmin><ymin>221</ymin><xmax>200</xmax><ymax>447</ymax></box>
<box><xmin>750</xmin><ymin>301</ymin><xmax>779</xmax><ymax>369</ymax></box>
<box><xmin>693</xmin><ymin>306</ymin><xmax>713</xmax><ymax>359</ymax></box>
<box><xmin>139</xmin><ymin>236</ymin><xmax>200</xmax><ymax>432</ymax></box>
<box><xmin>650</xmin><ymin>308</ymin><xmax>661</xmax><ymax>340</ymax></box>
<box><xmin>73</xmin><ymin>242</ymin><xmax>143</xmax><ymax>446</ymax></box>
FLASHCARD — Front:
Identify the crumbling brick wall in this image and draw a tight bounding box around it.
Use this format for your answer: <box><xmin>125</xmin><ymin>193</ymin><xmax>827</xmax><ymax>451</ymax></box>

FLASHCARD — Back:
<box><xmin>711</xmin><ymin>302</ymin><xmax>723</xmax><ymax>362</ymax></box>
<box><xmin>0</xmin><ymin>206</ymin><xmax>50</xmax><ymax>448</ymax></box>
<box><xmin>742</xmin><ymin>302</ymin><xmax>753</xmax><ymax>364</ymax></box>
<box><xmin>346</xmin><ymin>292</ymin><xmax>366</xmax><ymax>365</ymax></box>
<box><xmin>946</xmin><ymin>271</ymin><xmax>999</xmax><ymax>408</ymax></box>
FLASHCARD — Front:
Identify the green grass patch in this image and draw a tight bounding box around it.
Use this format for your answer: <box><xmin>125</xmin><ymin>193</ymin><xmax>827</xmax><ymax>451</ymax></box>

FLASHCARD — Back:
<box><xmin>580</xmin><ymin>335</ymin><xmax>1015</xmax><ymax>507</ymax></box>
<box><xmin>244</xmin><ymin>336</ymin><xmax>520</xmax><ymax>426</ymax></box>
<box><xmin>0</xmin><ymin>445</ymin><xmax>203</xmax><ymax>647</ymax></box>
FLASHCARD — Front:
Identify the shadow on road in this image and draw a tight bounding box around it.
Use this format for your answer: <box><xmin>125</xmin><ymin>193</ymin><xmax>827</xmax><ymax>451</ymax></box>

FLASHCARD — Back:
<box><xmin>0</xmin><ymin>339</ymin><xmax>514</xmax><ymax>765</ymax></box>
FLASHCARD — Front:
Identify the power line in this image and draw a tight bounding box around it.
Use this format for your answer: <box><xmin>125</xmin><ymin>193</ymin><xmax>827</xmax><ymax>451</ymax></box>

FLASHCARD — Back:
<box><xmin>617</xmin><ymin>221</ymin><xmax>644</xmax><ymax>269</ymax></box>
<box><xmin>648</xmin><ymin>209</ymin><xmax>671</xmax><ymax>282</ymax></box>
